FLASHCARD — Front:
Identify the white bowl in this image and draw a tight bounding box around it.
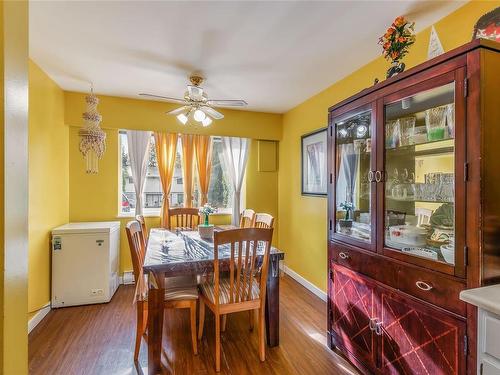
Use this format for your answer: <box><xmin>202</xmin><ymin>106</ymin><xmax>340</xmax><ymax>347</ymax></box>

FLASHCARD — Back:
<box><xmin>440</xmin><ymin>245</ymin><xmax>455</xmax><ymax>265</ymax></box>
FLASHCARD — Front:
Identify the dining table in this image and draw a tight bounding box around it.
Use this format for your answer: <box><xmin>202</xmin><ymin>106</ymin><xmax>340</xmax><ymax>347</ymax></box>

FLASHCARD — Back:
<box><xmin>142</xmin><ymin>227</ymin><xmax>285</xmax><ymax>375</ymax></box>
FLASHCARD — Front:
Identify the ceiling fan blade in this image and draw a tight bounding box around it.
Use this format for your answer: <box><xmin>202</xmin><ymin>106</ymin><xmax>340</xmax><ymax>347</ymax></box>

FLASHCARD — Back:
<box><xmin>166</xmin><ymin>106</ymin><xmax>191</xmax><ymax>116</ymax></box>
<box><xmin>206</xmin><ymin>99</ymin><xmax>248</xmax><ymax>107</ymax></box>
<box><xmin>139</xmin><ymin>93</ymin><xmax>187</xmax><ymax>104</ymax></box>
<box><xmin>201</xmin><ymin>106</ymin><xmax>224</xmax><ymax>120</ymax></box>
<box><xmin>187</xmin><ymin>85</ymin><xmax>204</xmax><ymax>101</ymax></box>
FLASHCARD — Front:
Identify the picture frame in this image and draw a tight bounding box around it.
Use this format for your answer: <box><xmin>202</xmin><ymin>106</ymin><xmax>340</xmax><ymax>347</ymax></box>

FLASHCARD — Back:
<box><xmin>301</xmin><ymin>127</ymin><xmax>327</xmax><ymax>196</ymax></box>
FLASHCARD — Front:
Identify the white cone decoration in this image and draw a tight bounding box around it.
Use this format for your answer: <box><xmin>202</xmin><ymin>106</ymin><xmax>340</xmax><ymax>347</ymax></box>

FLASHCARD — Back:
<box><xmin>79</xmin><ymin>93</ymin><xmax>106</xmax><ymax>174</ymax></box>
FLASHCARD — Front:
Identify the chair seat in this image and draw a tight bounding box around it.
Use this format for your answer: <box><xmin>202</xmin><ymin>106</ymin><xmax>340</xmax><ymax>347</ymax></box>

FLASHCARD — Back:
<box><xmin>136</xmin><ymin>276</ymin><xmax>199</xmax><ymax>302</ymax></box>
<box><xmin>165</xmin><ymin>285</ymin><xmax>199</xmax><ymax>301</ymax></box>
<box><xmin>200</xmin><ymin>277</ymin><xmax>260</xmax><ymax>305</ymax></box>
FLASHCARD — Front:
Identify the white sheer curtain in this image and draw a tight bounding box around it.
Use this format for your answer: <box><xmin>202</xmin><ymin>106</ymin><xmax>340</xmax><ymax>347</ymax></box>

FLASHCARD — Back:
<box><xmin>221</xmin><ymin>137</ymin><xmax>250</xmax><ymax>226</ymax></box>
<box><xmin>336</xmin><ymin>143</ymin><xmax>359</xmax><ymax>209</ymax></box>
<box><xmin>126</xmin><ymin>130</ymin><xmax>152</xmax><ymax>215</ymax></box>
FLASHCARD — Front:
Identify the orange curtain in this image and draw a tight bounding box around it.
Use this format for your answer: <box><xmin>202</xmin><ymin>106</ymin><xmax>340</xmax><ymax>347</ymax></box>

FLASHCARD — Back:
<box><xmin>154</xmin><ymin>132</ymin><xmax>178</xmax><ymax>228</ymax></box>
<box><xmin>180</xmin><ymin>134</ymin><xmax>195</xmax><ymax>208</ymax></box>
<box><xmin>194</xmin><ymin>135</ymin><xmax>213</xmax><ymax>205</ymax></box>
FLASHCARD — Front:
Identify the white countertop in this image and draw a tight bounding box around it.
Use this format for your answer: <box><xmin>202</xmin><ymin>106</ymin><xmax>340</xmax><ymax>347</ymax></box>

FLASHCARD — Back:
<box><xmin>459</xmin><ymin>284</ymin><xmax>500</xmax><ymax>316</ymax></box>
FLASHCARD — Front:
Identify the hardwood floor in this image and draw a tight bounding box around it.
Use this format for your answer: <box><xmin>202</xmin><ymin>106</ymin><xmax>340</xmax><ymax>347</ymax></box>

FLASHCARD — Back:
<box><xmin>29</xmin><ymin>275</ymin><xmax>358</xmax><ymax>375</ymax></box>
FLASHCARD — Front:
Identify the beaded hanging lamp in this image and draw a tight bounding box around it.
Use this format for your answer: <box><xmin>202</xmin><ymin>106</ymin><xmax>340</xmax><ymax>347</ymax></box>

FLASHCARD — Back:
<box><xmin>79</xmin><ymin>88</ymin><xmax>106</xmax><ymax>174</ymax></box>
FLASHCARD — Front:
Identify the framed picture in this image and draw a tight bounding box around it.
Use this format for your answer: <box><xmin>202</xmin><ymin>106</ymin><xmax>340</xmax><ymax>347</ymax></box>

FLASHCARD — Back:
<box><xmin>301</xmin><ymin>127</ymin><xmax>327</xmax><ymax>196</ymax></box>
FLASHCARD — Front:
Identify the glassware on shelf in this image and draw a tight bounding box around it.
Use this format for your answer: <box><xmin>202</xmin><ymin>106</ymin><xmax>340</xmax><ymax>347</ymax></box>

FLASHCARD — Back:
<box><xmin>425</xmin><ymin>106</ymin><xmax>448</xmax><ymax>141</ymax></box>
<box><xmin>446</xmin><ymin>103</ymin><xmax>455</xmax><ymax>138</ymax></box>
<box><xmin>399</xmin><ymin>116</ymin><xmax>416</xmax><ymax>146</ymax></box>
<box><xmin>409</xmin><ymin>126</ymin><xmax>428</xmax><ymax>145</ymax></box>
<box><xmin>384</xmin><ymin>82</ymin><xmax>456</xmax><ymax>266</ymax></box>
<box><xmin>386</xmin><ymin>120</ymin><xmax>400</xmax><ymax>149</ymax></box>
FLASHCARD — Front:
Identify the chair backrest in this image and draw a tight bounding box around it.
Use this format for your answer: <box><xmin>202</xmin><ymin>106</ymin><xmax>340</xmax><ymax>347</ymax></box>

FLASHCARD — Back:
<box><xmin>416</xmin><ymin>207</ymin><xmax>433</xmax><ymax>227</ymax></box>
<box><xmin>126</xmin><ymin>220</ymin><xmax>146</xmax><ymax>282</ymax></box>
<box><xmin>254</xmin><ymin>213</ymin><xmax>274</xmax><ymax>229</ymax></box>
<box><xmin>168</xmin><ymin>207</ymin><xmax>200</xmax><ymax>230</ymax></box>
<box><xmin>239</xmin><ymin>209</ymin><xmax>256</xmax><ymax>228</ymax></box>
<box><xmin>135</xmin><ymin>214</ymin><xmax>148</xmax><ymax>243</ymax></box>
<box><xmin>213</xmin><ymin>228</ymin><xmax>273</xmax><ymax>308</ymax></box>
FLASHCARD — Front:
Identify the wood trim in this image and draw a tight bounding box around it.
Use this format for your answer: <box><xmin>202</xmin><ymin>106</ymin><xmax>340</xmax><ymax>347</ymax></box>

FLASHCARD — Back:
<box><xmin>283</xmin><ymin>266</ymin><xmax>327</xmax><ymax>302</ymax></box>
<box><xmin>28</xmin><ymin>304</ymin><xmax>51</xmax><ymax>334</ymax></box>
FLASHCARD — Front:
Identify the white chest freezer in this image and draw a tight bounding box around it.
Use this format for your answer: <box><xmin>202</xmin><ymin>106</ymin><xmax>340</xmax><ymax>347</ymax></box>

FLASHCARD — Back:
<box><xmin>51</xmin><ymin>221</ymin><xmax>120</xmax><ymax>308</ymax></box>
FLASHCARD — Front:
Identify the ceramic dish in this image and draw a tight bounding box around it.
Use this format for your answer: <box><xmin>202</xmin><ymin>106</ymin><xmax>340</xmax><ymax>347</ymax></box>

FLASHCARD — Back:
<box><xmin>402</xmin><ymin>247</ymin><xmax>438</xmax><ymax>260</ymax></box>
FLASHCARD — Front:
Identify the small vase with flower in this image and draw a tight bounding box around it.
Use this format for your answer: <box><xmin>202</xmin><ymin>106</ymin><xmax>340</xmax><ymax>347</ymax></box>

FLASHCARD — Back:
<box><xmin>198</xmin><ymin>203</ymin><xmax>217</xmax><ymax>240</ymax></box>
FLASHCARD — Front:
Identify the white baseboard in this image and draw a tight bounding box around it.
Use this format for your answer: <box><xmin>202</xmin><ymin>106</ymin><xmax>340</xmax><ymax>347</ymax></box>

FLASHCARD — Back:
<box><xmin>28</xmin><ymin>303</ymin><xmax>51</xmax><ymax>334</ymax></box>
<box><xmin>121</xmin><ymin>270</ymin><xmax>135</xmax><ymax>285</ymax></box>
<box><xmin>283</xmin><ymin>266</ymin><xmax>327</xmax><ymax>302</ymax></box>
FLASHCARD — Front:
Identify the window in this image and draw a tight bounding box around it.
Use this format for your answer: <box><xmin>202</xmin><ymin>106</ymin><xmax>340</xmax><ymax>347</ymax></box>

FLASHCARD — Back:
<box><xmin>119</xmin><ymin>132</ymin><xmax>237</xmax><ymax>215</ymax></box>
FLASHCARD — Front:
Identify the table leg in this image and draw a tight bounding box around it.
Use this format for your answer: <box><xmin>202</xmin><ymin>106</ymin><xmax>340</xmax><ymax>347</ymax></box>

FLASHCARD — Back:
<box><xmin>265</xmin><ymin>258</ymin><xmax>280</xmax><ymax>347</ymax></box>
<box><xmin>148</xmin><ymin>270</ymin><xmax>164</xmax><ymax>375</ymax></box>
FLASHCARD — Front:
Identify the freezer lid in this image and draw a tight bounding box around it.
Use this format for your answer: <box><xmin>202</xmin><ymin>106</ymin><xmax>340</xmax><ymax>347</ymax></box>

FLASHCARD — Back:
<box><xmin>52</xmin><ymin>221</ymin><xmax>121</xmax><ymax>235</ymax></box>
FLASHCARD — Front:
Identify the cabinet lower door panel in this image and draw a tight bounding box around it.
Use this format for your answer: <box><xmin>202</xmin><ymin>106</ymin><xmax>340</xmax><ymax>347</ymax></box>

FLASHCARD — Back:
<box><xmin>332</xmin><ymin>265</ymin><xmax>376</xmax><ymax>368</ymax></box>
<box><xmin>379</xmin><ymin>289</ymin><xmax>466</xmax><ymax>375</ymax></box>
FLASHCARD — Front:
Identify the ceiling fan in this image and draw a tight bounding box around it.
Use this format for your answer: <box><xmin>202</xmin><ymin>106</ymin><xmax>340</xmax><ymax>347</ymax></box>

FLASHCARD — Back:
<box><xmin>139</xmin><ymin>75</ymin><xmax>247</xmax><ymax>126</ymax></box>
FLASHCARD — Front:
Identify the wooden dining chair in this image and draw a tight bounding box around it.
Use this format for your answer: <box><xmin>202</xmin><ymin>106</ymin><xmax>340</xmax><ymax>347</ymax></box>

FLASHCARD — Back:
<box><xmin>239</xmin><ymin>208</ymin><xmax>256</xmax><ymax>228</ymax></box>
<box><xmin>168</xmin><ymin>207</ymin><xmax>200</xmax><ymax>231</ymax></box>
<box><xmin>254</xmin><ymin>213</ymin><xmax>274</xmax><ymax>229</ymax></box>
<box><xmin>198</xmin><ymin>227</ymin><xmax>274</xmax><ymax>372</ymax></box>
<box><xmin>135</xmin><ymin>214</ymin><xmax>148</xmax><ymax>244</ymax></box>
<box><xmin>126</xmin><ymin>221</ymin><xmax>199</xmax><ymax>361</ymax></box>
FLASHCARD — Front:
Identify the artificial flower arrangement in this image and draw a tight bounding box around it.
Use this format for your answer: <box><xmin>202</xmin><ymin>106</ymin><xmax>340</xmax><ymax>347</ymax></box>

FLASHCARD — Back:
<box><xmin>378</xmin><ymin>16</ymin><xmax>416</xmax><ymax>77</ymax></box>
<box><xmin>199</xmin><ymin>203</ymin><xmax>217</xmax><ymax>226</ymax></box>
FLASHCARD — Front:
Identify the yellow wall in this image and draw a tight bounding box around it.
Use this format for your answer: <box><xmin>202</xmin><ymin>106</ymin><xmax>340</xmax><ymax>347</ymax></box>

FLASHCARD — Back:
<box><xmin>28</xmin><ymin>61</ymin><xmax>68</xmax><ymax>321</ymax></box>
<box><xmin>278</xmin><ymin>0</ymin><xmax>500</xmax><ymax>292</ymax></box>
<box><xmin>66</xmin><ymin>93</ymin><xmax>282</xmax><ymax>273</ymax></box>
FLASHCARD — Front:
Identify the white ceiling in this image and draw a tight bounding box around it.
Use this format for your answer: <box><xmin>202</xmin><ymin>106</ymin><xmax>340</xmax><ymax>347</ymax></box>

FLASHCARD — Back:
<box><xmin>29</xmin><ymin>1</ymin><xmax>465</xmax><ymax>113</ymax></box>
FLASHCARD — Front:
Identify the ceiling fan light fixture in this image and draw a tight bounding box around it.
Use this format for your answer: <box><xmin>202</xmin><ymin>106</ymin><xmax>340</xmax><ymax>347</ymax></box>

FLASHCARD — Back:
<box><xmin>177</xmin><ymin>113</ymin><xmax>188</xmax><ymax>125</ymax></box>
<box><xmin>193</xmin><ymin>109</ymin><xmax>206</xmax><ymax>122</ymax></box>
<box><xmin>202</xmin><ymin>116</ymin><xmax>212</xmax><ymax>127</ymax></box>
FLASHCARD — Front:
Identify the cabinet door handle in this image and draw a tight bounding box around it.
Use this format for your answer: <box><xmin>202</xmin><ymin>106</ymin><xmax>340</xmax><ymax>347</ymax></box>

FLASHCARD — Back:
<box><xmin>415</xmin><ymin>281</ymin><xmax>433</xmax><ymax>291</ymax></box>
<box><xmin>339</xmin><ymin>252</ymin><xmax>349</xmax><ymax>260</ymax></box>
<box><xmin>375</xmin><ymin>170</ymin><xmax>382</xmax><ymax>183</ymax></box>
<box><xmin>375</xmin><ymin>321</ymin><xmax>383</xmax><ymax>336</ymax></box>
<box><xmin>368</xmin><ymin>171</ymin><xmax>374</xmax><ymax>182</ymax></box>
<box><xmin>369</xmin><ymin>318</ymin><xmax>377</xmax><ymax>331</ymax></box>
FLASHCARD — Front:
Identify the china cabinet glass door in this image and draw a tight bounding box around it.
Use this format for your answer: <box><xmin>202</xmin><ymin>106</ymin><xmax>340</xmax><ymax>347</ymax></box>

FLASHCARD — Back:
<box><xmin>331</xmin><ymin>103</ymin><xmax>377</xmax><ymax>251</ymax></box>
<box><xmin>380</xmin><ymin>69</ymin><xmax>466</xmax><ymax>276</ymax></box>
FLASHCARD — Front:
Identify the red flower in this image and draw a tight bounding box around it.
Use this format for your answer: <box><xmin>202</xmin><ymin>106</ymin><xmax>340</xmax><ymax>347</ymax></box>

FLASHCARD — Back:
<box><xmin>394</xmin><ymin>16</ymin><xmax>406</xmax><ymax>27</ymax></box>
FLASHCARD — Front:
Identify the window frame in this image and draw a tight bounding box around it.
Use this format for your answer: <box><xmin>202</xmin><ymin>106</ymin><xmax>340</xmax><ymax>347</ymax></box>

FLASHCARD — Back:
<box><xmin>118</xmin><ymin>131</ymin><xmax>242</xmax><ymax>217</ymax></box>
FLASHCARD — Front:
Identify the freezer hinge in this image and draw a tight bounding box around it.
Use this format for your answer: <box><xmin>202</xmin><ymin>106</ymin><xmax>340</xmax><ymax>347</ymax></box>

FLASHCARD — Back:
<box><xmin>464</xmin><ymin>78</ymin><xmax>468</xmax><ymax>98</ymax></box>
<box><xmin>330</xmin><ymin>173</ymin><xmax>333</xmax><ymax>184</ymax></box>
<box><xmin>464</xmin><ymin>334</ymin><xmax>468</xmax><ymax>355</ymax></box>
<box><xmin>464</xmin><ymin>246</ymin><xmax>469</xmax><ymax>266</ymax></box>
<box><xmin>464</xmin><ymin>162</ymin><xmax>469</xmax><ymax>181</ymax></box>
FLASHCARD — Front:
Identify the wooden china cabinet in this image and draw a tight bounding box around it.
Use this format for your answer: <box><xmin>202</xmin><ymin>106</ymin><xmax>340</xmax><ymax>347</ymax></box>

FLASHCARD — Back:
<box><xmin>327</xmin><ymin>39</ymin><xmax>500</xmax><ymax>375</ymax></box>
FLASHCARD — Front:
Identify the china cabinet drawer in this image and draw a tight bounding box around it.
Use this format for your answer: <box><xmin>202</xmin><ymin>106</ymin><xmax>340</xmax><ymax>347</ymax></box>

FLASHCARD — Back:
<box><xmin>397</xmin><ymin>264</ymin><xmax>466</xmax><ymax>316</ymax></box>
<box><xmin>331</xmin><ymin>242</ymin><xmax>398</xmax><ymax>289</ymax></box>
